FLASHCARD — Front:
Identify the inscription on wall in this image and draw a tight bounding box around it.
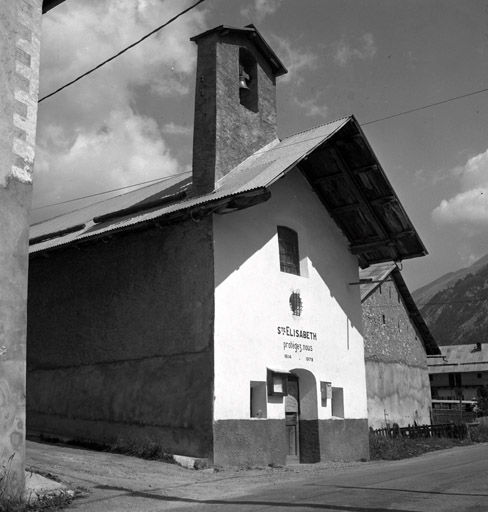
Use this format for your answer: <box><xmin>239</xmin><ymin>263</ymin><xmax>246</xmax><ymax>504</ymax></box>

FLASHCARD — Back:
<box><xmin>277</xmin><ymin>326</ymin><xmax>317</xmax><ymax>362</ymax></box>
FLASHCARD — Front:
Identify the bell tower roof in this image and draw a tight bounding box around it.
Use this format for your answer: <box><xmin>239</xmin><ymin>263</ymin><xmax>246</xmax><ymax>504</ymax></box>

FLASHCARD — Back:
<box><xmin>190</xmin><ymin>24</ymin><xmax>288</xmax><ymax>77</ymax></box>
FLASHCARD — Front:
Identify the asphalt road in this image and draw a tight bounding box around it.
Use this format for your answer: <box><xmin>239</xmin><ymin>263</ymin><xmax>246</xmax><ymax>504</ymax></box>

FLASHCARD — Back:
<box><xmin>27</xmin><ymin>441</ymin><xmax>488</xmax><ymax>511</ymax></box>
<box><xmin>175</xmin><ymin>444</ymin><xmax>488</xmax><ymax>512</ymax></box>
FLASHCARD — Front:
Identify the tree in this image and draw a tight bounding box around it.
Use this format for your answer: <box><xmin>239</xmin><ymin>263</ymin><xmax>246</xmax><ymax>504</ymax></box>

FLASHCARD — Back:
<box><xmin>477</xmin><ymin>384</ymin><xmax>488</xmax><ymax>416</ymax></box>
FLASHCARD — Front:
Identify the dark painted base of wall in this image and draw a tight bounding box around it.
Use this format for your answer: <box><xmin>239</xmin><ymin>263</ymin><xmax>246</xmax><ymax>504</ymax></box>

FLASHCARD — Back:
<box><xmin>213</xmin><ymin>418</ymin><xmax>369</xmax><ymax>466</ymax></box>
<box><xmin>213</xmin><ymin>419</ymin><xmax>287</xmax><ymax>467</ymax></box>
<box><xmin>318</xmin><ymin>418</ymin><xmax>370</xmax><ymax>461</ymax></box>
<box><xmin>299</xmin><ymin>420</ymin><xmax>321</xmax><ymax>463</ymax></box>
<box><xmin>27</xmin><ymin>413</ymin><xmax>213</xmax><ymax>459</ymax></box>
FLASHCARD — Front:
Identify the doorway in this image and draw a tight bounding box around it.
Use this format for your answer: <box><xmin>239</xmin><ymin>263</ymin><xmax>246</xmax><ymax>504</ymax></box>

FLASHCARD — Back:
<box><xmin>286</xmin><ymin>369</ymin><xmax>320</xmax><ymax>463</ymax></box>
<box><xmin>285</xmin><ymin>375</ymin><xmax>300</xmax><ymax>463</ymax></box>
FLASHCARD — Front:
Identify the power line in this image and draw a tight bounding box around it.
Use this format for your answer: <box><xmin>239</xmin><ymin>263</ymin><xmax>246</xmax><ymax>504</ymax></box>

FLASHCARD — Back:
<box><xmin>38</xmin><ymin>0</ymin><xmax>207</xmax><ymax>103</ymax></box>
<box><xmin>31</xmin><ymin>172</ymin><xmax>190</xmax><ymax>211</ymax></box>
<box><xmin>34</xmin><ymin>81</ymin><xmax>488</xmax><ymax>211</ymax></box>
<box><xmin>420</xmin><ymin>297</ymin><xmax>488</xmax><ymax>307</ymax></box>
<box><xmin>362</xmin><ymin>87</ymin><xmax>488</xmax><ymax>126</ymax></box>
<box><xmin>32</xmin><ymin>81</ymin><xmax>488</xmax><ymax>211</ymax></box>
<box><xmin>368</xmin><ymin>296</ymin><xmax>488</xmax><ymax>308</ymax></box>
<box><xmin>34</xmin><ymin>10</ymin><xmax>488</xmax><ymax>212</ymax></box>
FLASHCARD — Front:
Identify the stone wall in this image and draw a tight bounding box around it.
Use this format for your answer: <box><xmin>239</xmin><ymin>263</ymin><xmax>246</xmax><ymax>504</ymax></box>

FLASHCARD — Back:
<box><xmin>27</xmin><ymin>218</ymin><xmax>216</xmax><ymax>458</ymax></box>
<box><xmin>192</xmin><ymin>29</ymin><xmax>278</xmax><ymax>194</ymax></box>
<box><xmin>0</xmin><ymin>0</ymin><xmax>42</xmax><ymax>498</ymax></box>
<box><xmin>362</xmin><ymin>278</ymin><xmax>432</xmax><ymax>428</ymax></box>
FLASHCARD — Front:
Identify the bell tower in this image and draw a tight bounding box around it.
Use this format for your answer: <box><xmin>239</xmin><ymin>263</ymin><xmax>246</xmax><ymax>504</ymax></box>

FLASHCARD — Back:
<box><xmin>190</xmin><ymin>25</ymin><xmax>287</xmax><ymax>195</ymax></box>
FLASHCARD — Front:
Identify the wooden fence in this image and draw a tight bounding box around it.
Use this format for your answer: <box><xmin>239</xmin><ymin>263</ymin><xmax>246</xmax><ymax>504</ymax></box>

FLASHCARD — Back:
<box><xmin>371</xmin><ymin>422</ymin><xmax>470</xmax><ymax>440</ymax></box>
<box><xmin>432</xmin><ymin>410</ymin><xmax>477</xmax><ymax>425</ymax></box>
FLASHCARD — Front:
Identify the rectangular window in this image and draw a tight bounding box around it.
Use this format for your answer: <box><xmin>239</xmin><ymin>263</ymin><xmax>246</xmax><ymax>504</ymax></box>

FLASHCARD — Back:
<box><xmin>278</xmin><ymin>226</ymin><xmax>300</xmax><ymax>276</ymax></box>
<box><xmin>449</xmin><ymin>373</ymin><xmax>462</xmax><ymax>387</ymax></box>
<box><xmin>320</xmin><ymin>381</ymin><xmax>332</xmax><ymax>406</ymax></box>
<box><xmin>332</xmin><ymin>387</ymin><xmax>344</xmax><ymax>418</ymax></box>
<box><xmin>267</xmin><ymin>369</ymin><xmax>288</xmax><ymax>397</ymax></box>
<box><xmin>250</xmin><ymin>381</ymin><xmax>267</xmax><ymax>418</ymax></box>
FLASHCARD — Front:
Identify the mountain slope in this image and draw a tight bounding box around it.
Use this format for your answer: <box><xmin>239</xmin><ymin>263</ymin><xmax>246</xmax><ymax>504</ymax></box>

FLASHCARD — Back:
<box><xmin>412</xmin><ymin>254</ymin><xmax>488</xmax><ymax>346</ymax></box>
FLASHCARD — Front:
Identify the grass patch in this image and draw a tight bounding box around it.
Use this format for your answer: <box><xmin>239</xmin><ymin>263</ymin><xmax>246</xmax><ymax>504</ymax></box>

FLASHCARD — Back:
<box><xmin>467</xmin><ymin>422</ymin><xmax>488</xmax><ymax>443</ymax></box>
<box><xmin>368</xmin><ymin>421</ymin><xmax>488</xmax><ymax>461</ymax></box>
<box><xmin>1</xmin><ymin>455</ymin><xmax>73</xmax><ymax>512</ymax></box>
<box><xmin>108</xmin><ymin>437</ymin><xmax>175</xmax><ymax>463</ymax></box>
<box><xmin>0</xmin><ymin>496</ymin><xmax>71</xmax><ymax>512</ymax></box>
<box><xmin>42</xmin><ymin>434</ymin><xmax>176</xmax><ymax>464</ymax></box>
<box><xmin>369</xmin><ymin>432</ymin><xmax>474</xmax><ymax>460</ymax></box>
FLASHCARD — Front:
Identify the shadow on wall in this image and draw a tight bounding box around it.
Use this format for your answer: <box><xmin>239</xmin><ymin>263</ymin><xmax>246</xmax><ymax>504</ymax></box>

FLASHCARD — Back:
<box><xmin>213</xmin><ymin>170</ymin><xmax>363</xmax><ymax>334</ymax></box>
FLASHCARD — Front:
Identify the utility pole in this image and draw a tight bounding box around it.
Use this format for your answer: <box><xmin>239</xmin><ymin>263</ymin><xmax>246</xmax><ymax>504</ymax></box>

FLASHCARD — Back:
<box><xmin>0</xmin><ymin>0</ymin><xmax>42</xmax><ymax>499</ymax></box>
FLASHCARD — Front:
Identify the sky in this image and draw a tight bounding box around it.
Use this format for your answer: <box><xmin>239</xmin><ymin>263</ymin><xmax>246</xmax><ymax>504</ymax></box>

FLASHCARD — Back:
<box><xmin>35</xmin><ymin>0</ymin><xmax>488</xmax><ymax>293</ymax></box>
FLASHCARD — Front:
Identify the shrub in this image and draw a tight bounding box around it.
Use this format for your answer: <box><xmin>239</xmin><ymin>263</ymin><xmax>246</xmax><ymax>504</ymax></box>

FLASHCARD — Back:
<box><xmin>369</xmin><ymin>431</ymin><xmax>470</xmax><ymax>460</ymax></box>
<box><xmin>65</xmin><ymin>435</ymin><xmax>175</xmax><ymax>464</ymax></box>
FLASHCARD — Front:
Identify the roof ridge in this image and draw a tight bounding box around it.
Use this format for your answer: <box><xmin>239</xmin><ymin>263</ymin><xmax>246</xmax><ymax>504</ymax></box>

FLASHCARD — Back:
<box><xmin>281</xmin><ymin>115</ymin><xmax>352</xmax><ymax>141</ymax></box>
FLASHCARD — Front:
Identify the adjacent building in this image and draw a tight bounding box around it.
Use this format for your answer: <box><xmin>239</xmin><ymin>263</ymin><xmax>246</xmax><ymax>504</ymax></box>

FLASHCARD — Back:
<box><xmin>0</xmin><ymin>0</ymin><xmax>46</xmax><ymax>497</ymax></box>
<box><xmin>428</xmin><ymin>343</ymin><xmax>488</xmax><ymax>401</ymax></box>
<box><xmin>360</xmin><ymin>263</ymin><xmax>440</xmax><ymax>429</ymax></box>
<box><xmin>27</xmin><ymin>25</ymin><xmax>428</xmax><ymax>465</ymax></box>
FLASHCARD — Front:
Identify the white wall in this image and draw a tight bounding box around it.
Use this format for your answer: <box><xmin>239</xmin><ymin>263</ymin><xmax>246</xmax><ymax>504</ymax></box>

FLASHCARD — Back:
<box><xmin>213</xmin><ymin>169</ymin><xmax>368</xmax><ymax>422</ymax></box>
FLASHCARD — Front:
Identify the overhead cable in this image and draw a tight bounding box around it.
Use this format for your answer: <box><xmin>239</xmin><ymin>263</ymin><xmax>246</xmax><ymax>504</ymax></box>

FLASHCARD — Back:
<box><xmin>31</xmin><ymin>172</ymin><xmax>190</xmax><ymax>211</ymax></box>
<box><xmin>38</xmin><ymin>0</ymin><xmax>207</xmax><ymax>103</ymax></box>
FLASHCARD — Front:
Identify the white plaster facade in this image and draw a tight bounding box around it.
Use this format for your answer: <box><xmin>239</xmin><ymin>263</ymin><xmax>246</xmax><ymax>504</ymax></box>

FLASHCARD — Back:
<box><xmin>213</xmin><ymin>169</ymin><xmax>368</xmax><ymax>424</ymax></box>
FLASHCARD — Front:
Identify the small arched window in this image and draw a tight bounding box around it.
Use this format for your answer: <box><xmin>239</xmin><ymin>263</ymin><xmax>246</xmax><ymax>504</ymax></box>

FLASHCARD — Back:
<box><xmin>278</xmin><ymin>226</ymin><xmax>300</xmax><ymax>276</ymax></box>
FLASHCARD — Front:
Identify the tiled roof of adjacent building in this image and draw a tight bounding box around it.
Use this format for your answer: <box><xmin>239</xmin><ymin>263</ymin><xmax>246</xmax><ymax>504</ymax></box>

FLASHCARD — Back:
<box><xmin>30</xmin><ymin>116</ymin><xmax>427</xmax><ymax>267</ymax></box>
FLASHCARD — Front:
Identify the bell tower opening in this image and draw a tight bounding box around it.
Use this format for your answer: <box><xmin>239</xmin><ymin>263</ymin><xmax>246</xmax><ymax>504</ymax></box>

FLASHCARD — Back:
<box><xmin>190</xmin><ymin>25</ymin><xmax>287</xmax><ymax>195</ymax></box>
<box><xmin>239</xmin><ymin>47</ymin><xmax>258</xmax><ymax>112</ymax></box>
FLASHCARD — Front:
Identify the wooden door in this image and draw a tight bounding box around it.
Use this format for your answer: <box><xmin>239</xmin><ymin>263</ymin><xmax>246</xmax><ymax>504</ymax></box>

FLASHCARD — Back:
<box><xmin>285</xmin><ymin>375</ymin><xmax>299</xmax><ymax>462</ymax></box>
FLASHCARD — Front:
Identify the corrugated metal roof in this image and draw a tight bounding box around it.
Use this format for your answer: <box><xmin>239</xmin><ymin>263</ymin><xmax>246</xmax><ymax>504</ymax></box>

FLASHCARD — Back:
<box><xmin>29</xmin><ymin>116</ymin><xmax>427</xmax><ymax>268</ymax></box>
<box><xmin>428</xmin><ymin>344</ymin><xmax>488</xmax><ymax>373</ymax></box>
<box><xmin>360</xmin><ymin>263</ymin><xmax>441</xmax><ymax>356</ymax></box>
<box><xmin>30</xmin><ymin>173</ymin><xmax>192</xmax><ymax>249</ymax></box>
<box><xmin>30</xmin><ymin>118</ymin><xmax>349</xmax><ymax>254</ymax></box>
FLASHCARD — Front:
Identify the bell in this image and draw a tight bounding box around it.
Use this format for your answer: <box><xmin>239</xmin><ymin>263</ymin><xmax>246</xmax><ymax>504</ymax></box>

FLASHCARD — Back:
<box><xmin>239</xmin><ymin>77</ymin><xmax>250</xmax><ymax>90</ymax></box>
<box><xmin>239</xmin><ymin>67</ymin><xmax>250</xmax><ymax>90</ymax></box>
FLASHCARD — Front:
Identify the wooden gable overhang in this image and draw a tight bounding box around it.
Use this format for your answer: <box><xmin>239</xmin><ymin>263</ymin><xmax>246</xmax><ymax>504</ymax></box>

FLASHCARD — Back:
<box><xmin>298</xmin><ymin>117</ymin><xmax>427</xmax><ymax>268</ymax></box>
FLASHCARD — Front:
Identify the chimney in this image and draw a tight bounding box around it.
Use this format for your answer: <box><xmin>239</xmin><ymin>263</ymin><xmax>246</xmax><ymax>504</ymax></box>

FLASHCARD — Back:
<box><xmin>190</xmin><ymin>25</ymin><xmax>287</xmax><ymax>196</ymax></box>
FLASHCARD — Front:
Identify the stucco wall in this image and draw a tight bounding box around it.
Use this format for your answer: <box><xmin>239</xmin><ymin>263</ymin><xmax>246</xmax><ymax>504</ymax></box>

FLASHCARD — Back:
<box><xmin>1</xmin><ymin>0</ymin><xmax>41</xmax><ymax>497</ymax></box>
<box><xmin>366</xmin><ymin>362</ymin><xmax>432</xmax><ymax>427</ymax></box>
<box><xmin>213</xmin><ymin>170</ymin><xmax>369</xmax><ymax>463</ymax></box>
<box><xmin>27</xmin><ymin>218</ymin><xmax>215</xmax><ymax>457</ymax></box>
<box><xmin>362</xmin><ymin>279</ymin><xmax>432</xmax><ymax>428</ymax></box>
